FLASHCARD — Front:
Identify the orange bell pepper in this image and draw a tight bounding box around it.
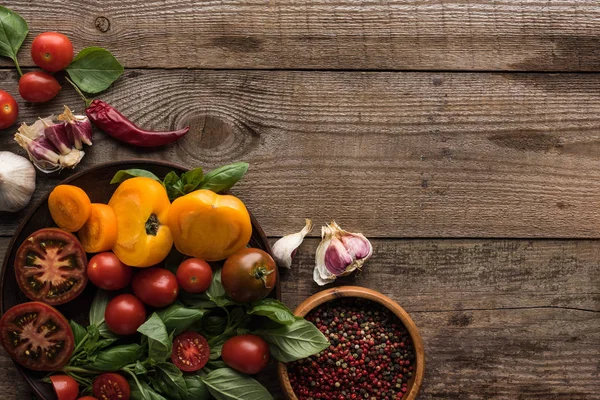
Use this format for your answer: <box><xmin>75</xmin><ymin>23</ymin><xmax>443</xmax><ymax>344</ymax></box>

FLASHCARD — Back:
<box><xmin>108</xmin><ymin>177</ymin><xmax>173</xmax><ymax>267</ymax></box>
<box><xmin>168</xmin><ymin>189</ymin><xmax>252</xmax><ymax>261</ymax></box>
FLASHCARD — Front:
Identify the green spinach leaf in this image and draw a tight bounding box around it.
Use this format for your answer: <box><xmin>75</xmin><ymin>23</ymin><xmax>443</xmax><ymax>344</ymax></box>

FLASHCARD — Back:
<box><xmin>0</xmin><ymin>6</ymin><xmax>27</xmax><ymax>75</ymax></box>
<box><xmin>201</xmin><ymin>368</ymin><xmax>273</xmax><ymax>400</ymax></box>
<box><xmin>248</xmin><ymin>298</ymin><xmax>296</xmax><ymax>325</ymax></box>
<box><xmin>256</xmin><ymin>318</ymin><xmax>329</xmax><ymax>362</ymax></box>
<box><xmin>66</xmin><ymin>46</ymin><xmax>124</xmax><ymax>93</ymax></box>
<box><xmin>138</xmin><ymin>313</ymin><xmax>172</xmax><ymax>362</ymax></box>
<box><xmin>156</xmin><ymin>303</ymin><xmax>205</xmax><ymax>336</ymax></box>
<box><xmin>83</xmin><ymin>343</ymin><xmax>143</xmax><ymax>371</ymax></box>
<box><xmin>199</xmin><ymin>162</ymin><xmax>248</xmax><ymax>193</ymax></box>
<box><xmin>110</xmin><ymin>169</ymin><xmax>160</xmax><ymax>184</ymax></box>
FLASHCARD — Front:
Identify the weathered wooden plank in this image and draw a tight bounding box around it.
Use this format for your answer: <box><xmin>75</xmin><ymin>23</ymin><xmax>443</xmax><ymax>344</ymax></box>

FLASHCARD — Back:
<box><xmin>2</xmin><ymin>70</ymin><xmax>600</xmax><ymax>238</ymax></box>
<box><xmin>1</xmin><ymin>0</ymin><xmax>599</xmax><ymax>71</ymax></box>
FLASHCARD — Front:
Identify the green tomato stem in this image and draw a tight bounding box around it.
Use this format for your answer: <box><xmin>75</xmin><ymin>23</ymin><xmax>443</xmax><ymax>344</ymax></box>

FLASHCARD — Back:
<box><xmin>65</xmin><ymin>76</ymin><xmax>92</xmax><ymax>107</ymax></box>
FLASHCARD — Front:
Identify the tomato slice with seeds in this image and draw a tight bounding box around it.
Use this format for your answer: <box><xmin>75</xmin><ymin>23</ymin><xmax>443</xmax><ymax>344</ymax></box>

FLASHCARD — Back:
<box><xmin>92</xmin><ymin>373</ymin><xmax>130</xmax><ymax>400</ymax></box>
<box><xmin>171</xmin><ymin>332</ymin><xmax>210</xmax><ymax>372</ymax></box>
<box><xmin>15</xmin><ymin>228</ymin><xmax>88</xmax><ymax>305</ymax></box>
<box><xmin>50</xmin><ymin>375</ymin><xmax>79</xmax><ymax>400</ymax></box>
<box><xmin>0</xmin><ymin>302</ymin><xmax>74</xmax><ymax>371</ymax></box>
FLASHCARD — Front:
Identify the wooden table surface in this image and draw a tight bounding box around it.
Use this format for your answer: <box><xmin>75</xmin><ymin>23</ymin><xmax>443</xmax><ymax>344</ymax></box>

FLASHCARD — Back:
<box><xmin>1</xmin><ymin>1</ymin><xmax>599</xmax><ymax>399</ymax></box>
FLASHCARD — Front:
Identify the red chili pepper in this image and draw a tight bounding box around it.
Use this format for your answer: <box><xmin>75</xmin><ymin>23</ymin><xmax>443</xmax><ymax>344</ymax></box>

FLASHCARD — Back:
<box><xmin>85</xmin><ymin>99</ymin><xmax>189</xmax><ymax>147</ymax></box>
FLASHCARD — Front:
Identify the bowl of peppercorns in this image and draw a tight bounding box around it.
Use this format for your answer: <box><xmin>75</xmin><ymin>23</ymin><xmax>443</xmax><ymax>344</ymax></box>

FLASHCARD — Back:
<box><xmin>278</xmin><ymin>286</ymin><xmax>425</xmax><ymax>400</ymax></box>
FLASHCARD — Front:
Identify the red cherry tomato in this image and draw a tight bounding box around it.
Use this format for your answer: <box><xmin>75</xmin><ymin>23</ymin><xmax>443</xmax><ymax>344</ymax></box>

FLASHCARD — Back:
<box><xmin>31</xmin><ymin>32</ymin><xmax>74</xmax><ymax>72</ymax></box>
<box><xmin>0</xmin><ymin>90</ymin><xmax>18</xmax><ymax>129</ymax></box>
<box><xmin>93</xmin><ymin>373</ymin><xmax>130</xmax><ymax>400</ymax></box>
<box><xmin>132</xmin><ymin>267</ymin><xmax>179</xmax><ymax>307</ymax></box>
<box><xmin>221</xmin><ymin>334</ymin><xmax>270</xmax><ymax>374</ymax></box>
<box><xmin>87</xmin><ymin>252</ymin><xmax>133</xmax><ymax>291</ymax></box>
<box><xmin>176</xmin><ymin>258</ymin><xmax>212</xmax><ymax>293</ymax></box>
<box><xmin>50</xmin><ymin>375</ymin><xmax>79</xmax><ymax>400</ymax></box>
<box><xmin>222</xmin><ymin>248</ymin><xmax>277</xmax><ymax>303</ymax></box>
<box><xmin>171</xmin><ymin>332</ymin><xmax>210</xmax><ymax>372</ymax></box>
<box><xmin>104</xmin><ymin>294</ymin><xmax>146</xmax><ymax>335</ymax></box>
<box><xmin>19</xmin><ymin>71</ymin><xmax>61</xmax><ymax>103</ymax></box>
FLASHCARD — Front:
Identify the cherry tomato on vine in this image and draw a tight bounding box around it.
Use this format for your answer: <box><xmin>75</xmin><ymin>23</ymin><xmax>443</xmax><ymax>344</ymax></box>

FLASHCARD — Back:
<box><xmin>176</xmin><ymin>258</ymin><xmax>212</xmax><ymax>293</ymax></box>
<box><xmin>222</xmin><ymin>248</ymin><xmax>277</xmax><ymax>303</ymax></box>
<box><xmin>50</xmin><ymin>375</ymin><xmax>79</xmax><ymax>400</ymax></box>
<box><xmin>0</xmin><ymin>90</ymin><xmax>18</xmax><ymax>129</ymax></box>
<box><xmin>87</xmin><ymin>252</ymin><xmax>133</xmax><ymax>291</ymax></box>
<box><xmin>171</xmin><ymin>332</ymin><xmax>210</xmax><ymax>372</ymax></box>
<box><xmin>222</xmin><ymin>334</ymin><xmax>270</xmax><ymax>374</ymax></box>
<box><xmin>19</xmin><ymin>71</ymin><xmax>61</xmax><ymax>103</ymax></box>
<box><xmin>93</xmin><ymin>373</ymin><xmax>130</xmax><ymax>400</ymax></box>
<box><xmin>104</xmin><ymin>294</ymin><xmax>146</xmax><ymax>335</ymax></box>
<box><xmin>132</xmin><ymin>267</ymin><xmax>179</xmax><ymax>307</ymax></box>
<box><xmin>31</xmin><ymin>32</ymin><xmax>74</xmax><ymax>72</ymax></box>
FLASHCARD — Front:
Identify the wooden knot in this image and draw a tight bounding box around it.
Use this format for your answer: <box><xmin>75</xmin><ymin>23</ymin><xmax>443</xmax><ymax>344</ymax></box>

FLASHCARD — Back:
<box><xmin>95</xmin><ymin>16</ymin><xmax>111</xmax><ymax>33</ymax></box>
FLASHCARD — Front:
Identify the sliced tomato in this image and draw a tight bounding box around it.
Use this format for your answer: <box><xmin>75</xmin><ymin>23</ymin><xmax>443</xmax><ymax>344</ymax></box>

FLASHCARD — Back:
<box><xmin>92</xmin><ymin>373</ymin><xmax>130</xmax><ymax>400</ymax></box>
<box><xmin>171</xmin><ymin>332</ymin><xmax>210</xmax><ymax>372</ymax></box>
<box><xmin>50</xmin><ymin>375</ymin><xmax>79</xmax><ymax>400</ymax></box>
<box><xmin>15</xmin><ymin>228</ymin><xmax>88</xmax><ymax>305</ymax></box>
<box><xmin>0</xmin><ymin>302</ymin><xmax>74</xmax><ymax>371</ymax></box>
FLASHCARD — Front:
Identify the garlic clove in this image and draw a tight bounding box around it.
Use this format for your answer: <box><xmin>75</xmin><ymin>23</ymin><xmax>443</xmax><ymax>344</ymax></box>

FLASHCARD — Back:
<box><xmin>44</xmin><ymin>123</ymin><xmax>73</xmax><ymax>155</ymax></box>
<box><xmin>58</xmin><ymin>105</ymin><xmax>93</xmax><ymax>148</ymax></box>
<box><xmin>0</xmin><ymin>152</ymin><xmax>36</xmax><ymax>212</ymax></box>
<box><xmin>272</xmin><ymin>218</ymin><xmax>313</xmax><ymax>268</ymax></box>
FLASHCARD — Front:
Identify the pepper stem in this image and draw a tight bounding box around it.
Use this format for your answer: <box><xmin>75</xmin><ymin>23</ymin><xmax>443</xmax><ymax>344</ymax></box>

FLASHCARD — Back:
<box><xmin>65</xmin><ymin>76</ymin><xmax>92</xmax><ymax>107</ymax></box>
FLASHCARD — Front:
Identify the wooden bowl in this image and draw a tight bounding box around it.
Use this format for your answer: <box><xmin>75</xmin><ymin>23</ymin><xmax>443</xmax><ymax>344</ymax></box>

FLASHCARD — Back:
<box><xmin>0</xmin><ymin>159</ymin><xmax>277</xmax><ymax>400</ymax></box>
<box><xmin>277</xmin><ymin>286</ymin><xmax>425</xmax><ymax>400</ymax></box>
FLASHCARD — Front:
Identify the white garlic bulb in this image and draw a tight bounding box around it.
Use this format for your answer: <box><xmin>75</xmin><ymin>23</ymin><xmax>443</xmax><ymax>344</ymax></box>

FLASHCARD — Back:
<box><xmin>272</xmin><ymin>219</ymin><xmax>313</xmax><ymax>268</ymax></box>
<box><xmin>0</xmin><ymin>151</ymin><xmax>36</xmax><ymax>212</ymax></box>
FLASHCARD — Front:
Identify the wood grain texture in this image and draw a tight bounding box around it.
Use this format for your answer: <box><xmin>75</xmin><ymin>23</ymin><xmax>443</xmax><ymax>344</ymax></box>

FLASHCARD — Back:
<box><xmin>3</xmin><ymin>69</ymin><xmax>600</xmax><ymax>238</ymax></box>
<box><xmin>1</xmin><ymin>0</ymin><xmax>600</xmax><ymax>71</ymax></box>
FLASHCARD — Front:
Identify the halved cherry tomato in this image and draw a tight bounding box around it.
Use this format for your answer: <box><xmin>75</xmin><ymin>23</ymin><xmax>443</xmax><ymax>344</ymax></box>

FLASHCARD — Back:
<box><xmin>15</xmin><ymin>228</ymin><xmax>88</xmax><ymax>305</ymax></box>
<box><xmin>0</xmin><ymin>90</ymin><xmax>18</xmax><ymax>129</ymax></box>
<box><xmin>48</xmin><ymin>185</ymin><xmax>92</xmax><ymax>232</ymax></box>
<box><xmin>132</xmin><ymin>267</ymin><xmax>178</xmax><ymax>307</ymax></box>
<box><xmin>222</xmin><ymin>334</ymin><xmax>270</xmax><ymax>374</ymax></box>
<box><xmin>93</xmin><ymin>373</ymin><xmax>130</xmax><ymax>400</ymax></box>
<box><xmin>50</xmin><ymin>375</ymin><xmax>79</xmax><ymax>400</ymax></box>
<box><xmin>104</xmin><ymin>294</ymin><xmax>146</xmax><ymax>335</ymax></box>
<box><xmin>87</xmin><ymin>252</ymin><xmax>132</xmax><ymax>291</ymax></box>
<box><xmin>222</xmin><ymin>248</ymin><xmax>277</xmax><ymax>303</ymax></box>
<box><xmin>78</xmin><ymin>204</ymin><xmax>117</xmax><ymax>253</ymax></box>
<box><xmin>176</xmin><ymin>258</ymin><xmax>212</xmax><ymax>293</ymax></box>
<box><xmin>31</xmin><ymin>32</ymin><xmax>74</xmax><ymax>72</ymax></box>
<box><xmin>171</xmin><ymin>332</ymin><xmax>210</xmax><ymax>372</ymax></box>
<box><xmin>18</xmin><ymin>71</ymin><xmax>61</xmax><ymax>103</ymax></box>
<box><xmin>0</xmin><ymin>302</ymin><xmax>74</xmax><ymax>371</ymax></box>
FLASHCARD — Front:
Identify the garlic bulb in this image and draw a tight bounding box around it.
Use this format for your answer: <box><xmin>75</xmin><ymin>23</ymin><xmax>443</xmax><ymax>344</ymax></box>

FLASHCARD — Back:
<box><xmin>0</xmin><ymin>152</ymin><xmax>36</xmax><ymax>212</ymax></box>
<box><xmin>313</xmin><ymin>221</ymin><xmax>372</xmax><ymax>286</ymax></box>
<box><xmin>272</xmin><ymin>219</ymin><xmax>313</xmax><ymax>268</ymax></box>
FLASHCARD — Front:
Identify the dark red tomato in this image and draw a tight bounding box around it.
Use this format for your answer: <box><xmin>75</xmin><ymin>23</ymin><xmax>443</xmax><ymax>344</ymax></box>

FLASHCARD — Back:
<box><xmin>0</xmin><ymin>302</ymin><xmax>74</xmax><ymax>371</ymax></box>
<box><xmin>78</xmin><ymin>397</ymin><xmax>98</xmax><ymax>400</ymax></box>
<box><xmin>31</xmin><ymin>32</ymin><xmax>74</xmax><ymax>72</ymax></box>
<box><xmin>104</xmin><ymin>294</ymin><xmax>146</xmax><ymax>335</ymax></box>
<box><xmin>15</xmin><ymin>228</ymin><xmax>88</xmax><ymax>305</ymax></box>
<box><xmin>19</xmin><ymin>71</ymin><xmax>61</xmax><ymax>103</ymax></box>
<box><xmin>171</xmin><ymin>332</ymin><xmax>209</xmax><ymax>372</ymax></box>
<box><xmin>87</xmin><ymin>252</ymin><xmax>133</xmax><ymax>291</ymax></box>
<box><xmin>176</xmin><ymin>258</ymin><xmax>212</xmax><ymax>293</ymax></box>
<box><xmin>132</xmin><ymin>267</ymin><xmax>179</xmax><ymax>307</ymax></box>
<box><xmin>0</xmin><ymin>90</ymin><xmax>18</xmax><ymax>129</ymax></box>
<box><xmin>222</xmin><ymin>334</ymin><xmax>270</xmax><ymax>374</ymax></box>
<box><xmin>93</xmin><ymin>373</ymin><xmax>130</xmax><ymax>400</ymax></box>
<box><xmin>50</xmin><ymin>375</ymin><xmax>79</xmax><ymax>400</ymax></box>
<box><xmin>222</xmin><ymin>248</ymin><xmax>277</xmax><ymax>303</ymax></box>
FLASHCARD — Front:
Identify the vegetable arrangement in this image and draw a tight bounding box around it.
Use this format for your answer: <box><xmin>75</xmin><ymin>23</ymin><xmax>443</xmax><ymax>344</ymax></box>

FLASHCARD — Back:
<box><xmin>0</xmin><ymin>162</ymin><xmax>330</xmax><ymax>400</ymax></box>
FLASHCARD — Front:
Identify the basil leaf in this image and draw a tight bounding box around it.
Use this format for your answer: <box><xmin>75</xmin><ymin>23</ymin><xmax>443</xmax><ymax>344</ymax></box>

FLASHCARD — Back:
<box><xmin>156</xmin><ymin>303</ymin><xmax>205</xmax><ymax>336</ymax></box>
<box><xmin>199</xmin><ymin>162</ymin><xmax>249</xmax><ymax>193</ymax></box>
<box><xmin>134</xmin><ymin>361</ymin><xmax>147</xmax><ymax>375</ymax></box>
<box><xmin>89</xmin><ymin>290</ymin><xmax>111</xmax><ymax>326</ymax></box>
<box><xmin>181</xmin><ymin>167</ymin><xmax>203</xmax><ymax>189</ymax></box>
<box><xmin>206</xmin><ymin>269</ymin><xmax>235</xmax><ymax>307</ymax></box>
<box><xmin>163</xmin><ymin>171</ymin><xmax>183</xmax><ymax>201</ymax></box>
<box><xmin>184</xmin><ymin>376</ymin><xmax>210</xmax><ymax>400</ymax></box>
<box><xmin>200</xmin><ymin>313</ymin><xmax>228</xmax><ymax>338</ymax></box>
<box><xmin>66</xmin><ymin>46</ymin><xmax>124</xmax><ymax>93</ymax></box>
<box><xmin>0</xmin><ymin>6</ymin><xmax>27</xmax><ymax>68</ymax></box>
<box><xmin>155</xmin><ymin>363</ymin><xmax>188</xmax><ymax>400</ymax></box>
<box><xmin>209</xmin><ymin>343</ymin><xmax>222</xmax><ymax>360</ymax></box>
<box><xmin>69</xmin><ymin>320</ymin><xmax>86</xmax><ymax>346</ymax></box>
<box><xmin>201</xmin><ymin>368</ymin><xmax>273</xmax><ymax>400</ymax></box>
<box><xmin>111</xmin><ymin>169</ymin><xmax>160</xmax><ymax>184</ymax></box>
<box><xmin>256</xmin><ymin>318</ymin><xmax>329</xmax><ymax>362</ymax></box>
<box><xmin>248</xmin><ymin>298</ymin><xmax>296</xmax><ymax>325</ymax></box>
<box><xmin>98</xmin><ymin>321</ymin><xmax>120</xmax><ymax>339</ymax></box>
<box><xmin>130</xmin><ymin>379</ymin><xmax>168</xmax><ymax>400</ymax></box>
<box><xmin>84</xmin><ymin>343</ymin><xmax>143</xmax><ymax>371</ymax></box>
<box><xmin>138</xmin><ymin>313</ymin><xmax>172</xmax><ymax>362</ymax></box>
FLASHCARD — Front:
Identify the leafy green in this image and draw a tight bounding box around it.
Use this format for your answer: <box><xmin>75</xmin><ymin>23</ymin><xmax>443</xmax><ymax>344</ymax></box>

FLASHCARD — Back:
<box><xmin>89</xmin><ymin>290</ymin><xmax>111</xmax><ymax>326</ymax></box>
<box><xmin>138</xmin><ymin>313</ymin><xmax>172</xmax><ymax>362</ymax></box>
<box><xmin>98</xmin><ymin>321</ymin><xmax>120</xmax><ymax>339</ymax></box>
<box><xmin>155</xmin><ymin>363</ymin><xmax>188</xmax><ymax>400</ymax></box>
<box><xmin>161</xmin><ymin>167</ymin><xmax>204</xmax><ymax>201</ymax></box>
<box><xmin>66</xmin><ymin>46</ymin><xmax>124</xmax><ymax>93</ymax></box>
<box><xmin>206</xmin><ymin>269</ymin><xmax>235</xmax><ymax>307</ymax></box>
<box><xmin>199</xmin><ymin>162</ymin><xmax>249</xmax><ymax>193</ymax></box>
<box><xmin>256</xmin><ymin>318</ymin><xmax>329</xmax><ymax>362</ymax></box>
<box><xmin>248</xmin><ymin>298</ymin><xmax>296</xmax><ymax>325</ymax></box>
<box><xmin>156</xmin><ymin>303</ymin><xmax>205</xmax><ymax>336</ymax></box>
<box><xmin>0</xmin><ymin>6</ymin><xmax>27</xmax><ymax>75</ymax></box>
<box><xmin>183</xmin><ymin>376</ymin><xmax>211</xmax><ymax>400</ymax></box>
<box><xmin>70</xmin><ymin>320</ymin><xmax>87</xmax><ymax>346</ymax></box>
<box><xmin>83</xmin><ymin>343</ymin><xmax>143</xmax><ymax>371</ymax></box>
<box><xmin>201</xmin><ymin>368</ymin><xmax>273</xmax><ymax>400</ymax></box>
<box><xmin>130</xmin><ymin>379</ymin><xmax>168</xmax><ymax>400</ymax></box>
<box><xmin>110</xmin><ymin>169</ymin><xmax>160</xmax><ymax>184</ymax></box>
